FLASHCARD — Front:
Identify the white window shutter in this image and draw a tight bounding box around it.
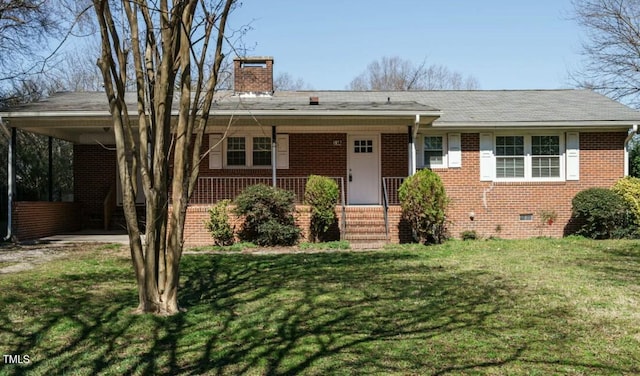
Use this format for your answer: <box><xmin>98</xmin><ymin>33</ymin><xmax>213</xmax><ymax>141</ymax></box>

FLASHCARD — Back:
<box><xmin>566</xmin><ymin>132</ymin><xmax>580</xmax><ymax>180</ymax></box>
<box><xmin>208</xmin><ymin>134</ymin><xmax>223</xmax><ymax>169</ymax></box>
<box><xmin>448</xmin><ymin>133</ymin><xmax>462</xmax><ymax>168</ymax></box>
<box><xmin>276</xmin><ymin>134</ymin><xmax>289</xmax><ymax>169</ymax></box>
<box><xmin>479</xmin><ymin>133</ymin><xmax>494</xmax><ymax>181</ymax></box>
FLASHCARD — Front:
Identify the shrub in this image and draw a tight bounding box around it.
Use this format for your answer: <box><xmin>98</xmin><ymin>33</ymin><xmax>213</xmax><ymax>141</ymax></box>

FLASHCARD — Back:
<box><xmin>570</xmin><ymin>187</ymin><xmax>635</xmax><ymax>239</ymax></box>
<box><xmin>304</xmin><ymin>175</ymin><xmax>339</xmax><ymax>242</ymax></box>
<box><xmin>234</xmin><ymin>184</ymin><xmax>300</xmax><ymax>246</ymax></box>
<box><xmin>612</xmin><ymin>177</ymin><xmax>640</xmax><ymax>226</ymax></box>
<box><xmin>460</xmin><ymin>230</ymin><xmax>479</xmax><ymax>241</ymax></box>
<box><xmin>204</xmin><ymin>200</ymin><xmax>235</xmax><ymax>246</ymax></box>
<box><xmin>204</xmin><ymin>200</ymin><xmax>234</xmax><ymax>246</ymax></box>
<box><xmin>398</xmin><ymin>169</ymin><xmax>449</xmax><ymax>244</ymax></box>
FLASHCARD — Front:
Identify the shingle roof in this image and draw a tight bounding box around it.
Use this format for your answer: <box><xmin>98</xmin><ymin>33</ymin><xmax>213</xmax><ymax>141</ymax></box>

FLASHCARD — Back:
<box><xmin>4</xmin><ymin>89</ymin><xmax>639</xmax><ymax>125</ymax></box>
<box><xmin>264</xmin><ymin>90</ymin><xmax>640</xmax><ymax>124</ymax></box>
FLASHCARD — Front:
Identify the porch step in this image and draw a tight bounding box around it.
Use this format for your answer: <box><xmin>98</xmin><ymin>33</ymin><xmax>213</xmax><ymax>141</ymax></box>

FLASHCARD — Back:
<box><xmin>342</xmin><ymin>206</ymin><xmax>389</xmax><ymax>247</ymax></box>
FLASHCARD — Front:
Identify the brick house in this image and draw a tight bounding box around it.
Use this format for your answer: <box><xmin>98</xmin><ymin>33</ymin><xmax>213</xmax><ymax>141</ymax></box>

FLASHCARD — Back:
<box><xmin>2</xmin><ymin>56</ymin><xmax>640</xmax><ymax>245</ymax></box>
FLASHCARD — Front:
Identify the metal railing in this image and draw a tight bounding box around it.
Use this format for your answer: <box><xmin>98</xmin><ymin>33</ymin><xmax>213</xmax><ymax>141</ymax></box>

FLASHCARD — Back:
<box><xmin>382</xmin><ymin>177</ymin><xmax>406</xmax><ymax>242</ymax></box>
<box><xmin>190</xmin><ymin>176</ymin><xmax>345</xmax><ymax>205</ymax></box>
<box><xmin>382</xmin><ymin>177</ymin><xmax>405</xmax><ymax>206</ymax></box>
<box><xmin>339</xmin><ymin>177</ymin><xmax>346</xmax><ymax>240</ymax></box>
<box><xmin>382</xmin><ymin>179</ymin><xmax>390</xmax><ymax>240</ymax></box>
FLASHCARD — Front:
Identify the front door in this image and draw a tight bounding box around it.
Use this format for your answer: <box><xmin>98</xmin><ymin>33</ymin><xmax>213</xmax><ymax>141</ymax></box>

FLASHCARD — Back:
<box><xmin>347</xmin><ymin>134</ymin><xmax>380</xmax><ymax>204</ymax></box>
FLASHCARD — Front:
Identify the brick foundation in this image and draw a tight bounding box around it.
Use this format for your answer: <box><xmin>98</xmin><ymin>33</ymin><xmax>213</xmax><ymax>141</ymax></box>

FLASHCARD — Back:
<box><xmin>436</xmin><ymin>132</ymin><xmax>626</xmax><ymax>239</ymax></box>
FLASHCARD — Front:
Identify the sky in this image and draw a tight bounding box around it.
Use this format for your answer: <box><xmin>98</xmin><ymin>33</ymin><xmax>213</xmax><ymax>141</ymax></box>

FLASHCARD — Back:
<box><xmin>230</xmin><ymin>0</ymin><xmax>584</xmax><ymax>90</ymax></box>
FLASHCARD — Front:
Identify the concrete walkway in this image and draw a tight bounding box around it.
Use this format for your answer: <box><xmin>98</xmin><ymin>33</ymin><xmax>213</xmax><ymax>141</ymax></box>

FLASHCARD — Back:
<box><xmin>32</xmin><ymin>230</ymin><xmax>131</xmax><ymax>245</ymax></box>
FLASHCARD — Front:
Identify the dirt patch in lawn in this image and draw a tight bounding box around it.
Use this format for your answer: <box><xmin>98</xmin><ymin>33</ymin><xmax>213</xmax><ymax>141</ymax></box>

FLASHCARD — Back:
<box><xmin>0</xmin><ymin>244</ymin><xmax>75</xmax><ymax>274</ymax></box>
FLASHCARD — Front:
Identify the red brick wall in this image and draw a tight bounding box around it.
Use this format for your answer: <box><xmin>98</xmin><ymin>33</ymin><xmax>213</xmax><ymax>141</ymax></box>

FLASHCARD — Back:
<box><xmin>198</xmin><ymin>133</ymin><xmax>347</xmax><ymax>178</ymax></box>
<box><xmin>435</xmin><ymin>132</ymin><xmax>626</xmax><ymax>239</ymax></box>
<box><xmin>13</xmin><ymin>202</ymin><xmax>82</xmax><ymax>240</ymax></box>
<box><xmin>382</xmin><ymin>133</ymin><xmax>408</xmax><ymax>177</ymax></box>
<box><xmin>74</xmin><ymin>144</ymin><xmax>117</xmax><ymax>228</ymax></box>
<box><xmin>182</xmin><ymin>204</ymin><xmax>314</xmax><ymax>246</ymax></box>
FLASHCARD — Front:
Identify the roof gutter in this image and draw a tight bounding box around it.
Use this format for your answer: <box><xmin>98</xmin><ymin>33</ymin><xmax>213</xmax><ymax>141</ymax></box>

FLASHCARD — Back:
<box><xmin>0</xmin><ymin>109</ymin><xmax>443</xmax><ymax>120</ymax></box>
<box><xmin>624</xmin><ymin>124</ymin><xmax>638</xmax><ymax>176</ymax></box>
<box><xmin>429</xmin><ymin>121</ymin><xmax>637</xmax><ymax>129</ymax></box>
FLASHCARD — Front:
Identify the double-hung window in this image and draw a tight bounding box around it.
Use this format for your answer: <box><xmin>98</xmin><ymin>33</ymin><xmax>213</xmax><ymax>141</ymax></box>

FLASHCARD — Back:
<box><xmin>531</xmin><ymin>136</ymin><xmax>560</xmax><ymax>178</ymax></box>
<box><xmin>252</xmin><ymin>137</ymin><xmax>272</xmax><ymax>166</ymax></box>
<box><xmin>226</xmin><ymin>137</ymin><xmax>246</xmax><ymax>166</ymax></box>
<box><xmin>424</xmin><ymin>136</ymin><xmax>444</xmax><ymax>168</ymax></box>
<box><xmin>496</xmin><ymin>136</ymin><xmax>525</xmax><ymax>178</ymax></box>
<box><xmin>490</xmin><ymin>134</ymin><xmax>563</xmax><ymax>181</ymax></box>
<box><xmin>226</xmin><ymin>136</ymin><xmax>272</xmax><ymax>167</ymax></box>
<box><xmin>416</xmin><ymin>133</ymin><xmax>461</xmax><ymax>169</ymax></box>
<box><xmin>209</xmin><ymin>134</ymin><xmax>289</xmax><ymax>170</ymax></box>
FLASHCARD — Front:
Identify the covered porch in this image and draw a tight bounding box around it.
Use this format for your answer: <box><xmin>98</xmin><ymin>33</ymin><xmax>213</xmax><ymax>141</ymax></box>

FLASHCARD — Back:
<box><xmin>1</xmin><ymin>91</ymin><xmax>438</xmax><ymax>244</ymax></box>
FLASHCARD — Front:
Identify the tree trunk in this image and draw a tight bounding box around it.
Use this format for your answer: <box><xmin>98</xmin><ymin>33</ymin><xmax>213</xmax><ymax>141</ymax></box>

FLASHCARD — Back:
<box><xmin>93</xmin><ymin>0</ymin><xmax>236</xmax><ymax>315</ymax></box>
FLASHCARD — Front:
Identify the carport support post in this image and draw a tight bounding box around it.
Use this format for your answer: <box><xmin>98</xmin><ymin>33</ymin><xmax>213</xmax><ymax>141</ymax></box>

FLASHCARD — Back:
<box><xmin>272</xmin><ymin>125</ymin><xmax>277</xmax><ymax>188</ymax></box>
<box><xmin>6</xmin><ymin>127</ymin><xmax>16</xmax><ymax>240</ymax></box>
<box><xmin>48</xmin><ymin>136</ymin><xmax>53</xmax><ymax>202</ymax></box>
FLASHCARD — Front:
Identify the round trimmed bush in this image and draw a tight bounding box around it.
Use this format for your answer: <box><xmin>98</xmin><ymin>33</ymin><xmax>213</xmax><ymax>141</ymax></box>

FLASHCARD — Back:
<box><xmin>234</xmin><ymin>184</ymin><xmax>300</xmax><ymax>246</ymax></box>
<box><xmin>570</xmin><ymin>187</ymin><xmax>635</xmax><ymax>239</ymax></box>
<box><xmin>398</xmin><ymin>169</ymin><xmax>449</xmax><ymax>244</ymax></box>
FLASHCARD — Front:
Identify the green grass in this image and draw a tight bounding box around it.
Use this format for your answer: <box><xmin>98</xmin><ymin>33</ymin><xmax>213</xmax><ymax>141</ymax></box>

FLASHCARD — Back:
<box><xmin>0</xmin><ymin>237</ymin><xmax>639</xmax><ymax>375</ymax></box>
<box><xmin>189</xmin><ymin>242</ymin><xmax>258</xmax><ymax>253</ymax></box>
<box><xmin>299</xmin><ymin>240</ymin><xmax>350</xmax><ymax>251</ymax></box>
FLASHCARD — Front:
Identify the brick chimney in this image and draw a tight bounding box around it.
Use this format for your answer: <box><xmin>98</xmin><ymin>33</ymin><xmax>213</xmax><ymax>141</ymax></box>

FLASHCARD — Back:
<box><xmin>233</xmin><ymin>56</ymin><xmax>274</xmax><ymax>95</ymax></box>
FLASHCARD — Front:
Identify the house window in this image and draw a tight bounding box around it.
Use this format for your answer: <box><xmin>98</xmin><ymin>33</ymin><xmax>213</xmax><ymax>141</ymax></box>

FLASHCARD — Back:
<box><xmin>490</xmin><ymin>134</ymin><xmax>564</xmax><ymax>181</ymax></box>
<box><xmin>424</xmin><ymin>136</ymin><xmax>444</xmax><ymax>167</ymax></box>
<box><xmin>496</xmin><ymin>136</ymin><xmax>525</xmax><ymax>178</ymax></box>
<box><xmin>225</xmin><ymin>136</ymin><xmax>272</xmax><ymax>167</ymax></box>
<box><xmin>252</xmin><ymin>137</ymin><xmax>272</xmax><ymax>166</ymax></box>
<box><xmin>531</xmin><ymin>136</ymin><xmax>560</xmax><ymax>178</ymax></box>
<box><xmin>227</xmin><ymin>137</ymin><xmax>246</xmax><ymax>166</ymax></box>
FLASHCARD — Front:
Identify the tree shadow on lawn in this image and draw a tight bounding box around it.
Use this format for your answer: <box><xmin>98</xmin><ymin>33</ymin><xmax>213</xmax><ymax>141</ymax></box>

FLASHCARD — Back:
<box><xmin>569</xmin><ymin>241</ymin><xmax>640</xmax><ymax>286</ymax></box>
<box><xmin>0</xmin><ymin>251</ymin><xmax>636</xmax><ymax>375</ymax></box>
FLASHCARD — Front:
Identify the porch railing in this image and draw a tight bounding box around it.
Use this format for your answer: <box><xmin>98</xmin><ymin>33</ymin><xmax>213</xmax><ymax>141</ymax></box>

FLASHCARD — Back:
<box><xmin>382</xmin><ymin>177</ymin><xmax>405</xmax><ymax>206</ymax></box>
<box><xmin>382</xmin><ymin>177</ymin><xmax>405</xmax><ymax>241</ymax></box>
<box><xmin>190</xmin><ymin>176</ymin><xmax>345</xmax><ymax>206</ymax></box>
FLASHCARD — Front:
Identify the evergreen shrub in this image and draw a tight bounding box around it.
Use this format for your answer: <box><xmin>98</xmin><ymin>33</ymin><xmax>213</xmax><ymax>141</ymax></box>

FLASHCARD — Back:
<box><xmin>571</xmin><ymin>187</ymin><xmax>635</xmax><ymax>239</ymax></box>
<box><xmin>304</xmin><ymin>175</ymin><xmax>339</xmax><ymax>242</ymax></box>
<box><xmin>398</xmin><ymin>169</ymin><xmax>449</xmax><ymax>244</ymax></box>
<box><xmin>234</xmin><ymin>184</ymin><xmax>300</xmax><ymax>246</ymax></box>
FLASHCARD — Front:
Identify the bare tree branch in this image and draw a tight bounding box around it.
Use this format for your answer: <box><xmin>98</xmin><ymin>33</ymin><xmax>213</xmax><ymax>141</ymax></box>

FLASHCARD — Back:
<box><xmin>347</xmin><ymin>56</ymin><xmax>480</xmax><ymax>91</ymax></box>
<box><xmin>573</xmin><ymin>0</ymin><xmax>640</xmax><ymax>107</ymax></box>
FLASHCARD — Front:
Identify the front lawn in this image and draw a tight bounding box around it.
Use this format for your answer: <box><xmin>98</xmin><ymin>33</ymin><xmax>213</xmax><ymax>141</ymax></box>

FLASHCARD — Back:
<box><xmin>0</xmin><ymin>237</ymin><xmax>638</xmax><ymax>375</ymax></box>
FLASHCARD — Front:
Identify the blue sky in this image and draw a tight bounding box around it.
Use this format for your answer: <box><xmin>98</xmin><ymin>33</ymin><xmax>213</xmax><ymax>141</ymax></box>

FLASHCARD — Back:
<box><xmin>231</xmin><ymin>0</ymin><xmax>582</xmax><ymax>90</ymax></box>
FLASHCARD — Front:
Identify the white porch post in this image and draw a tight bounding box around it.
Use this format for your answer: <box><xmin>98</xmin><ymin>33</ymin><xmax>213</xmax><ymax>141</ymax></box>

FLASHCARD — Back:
<box><xmin>408</xmin><ymin>125</ymin><xmax>415</xmax><ymax>176</ymax></box>
<box><xmin>624</xmin><ymin>124</ymin><xmax>638</xmax><ymax>176</ymax></box>
<box><xmin>408</xmin><ymin>115</ymin><xmax>420</xmax><ymax>175</ymax></box>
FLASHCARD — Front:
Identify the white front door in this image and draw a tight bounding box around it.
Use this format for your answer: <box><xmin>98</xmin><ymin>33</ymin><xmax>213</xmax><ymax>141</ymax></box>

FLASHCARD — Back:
<box><xmin>347</xmin><ymin>134</ymin><xmax>380</xmax><ymax>205</ymax></box>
